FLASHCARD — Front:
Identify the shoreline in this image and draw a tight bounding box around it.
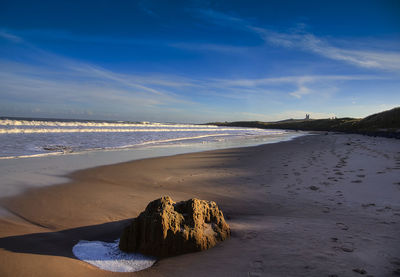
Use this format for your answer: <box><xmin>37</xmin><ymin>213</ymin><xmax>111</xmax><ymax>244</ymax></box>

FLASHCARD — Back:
<box><xmin>0</xmin><ymin>130</ymin><xmax>305</xmax><ymax>198</ymax></box>
<box><xmin>0</xmin><ymin>133</ymin><xmax>399</xmax><ymax>276</ymax></box>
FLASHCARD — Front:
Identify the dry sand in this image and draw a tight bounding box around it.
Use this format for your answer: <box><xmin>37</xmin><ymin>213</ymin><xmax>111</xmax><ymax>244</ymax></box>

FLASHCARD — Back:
<box><xmin>0</xmin><ymin>133</ymin><xmax>399</xmax><ymax>276</ymax></box>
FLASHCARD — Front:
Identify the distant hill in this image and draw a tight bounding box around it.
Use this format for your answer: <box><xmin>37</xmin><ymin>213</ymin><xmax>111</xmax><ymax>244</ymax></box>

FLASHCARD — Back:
<box><xmin>211</xmin><ymin>107</ymin><xmax>400</xmax><ymax>138</ymax></box>
<box><xmin>357</xmin><ymin>107</ymin><xmax>400</xmax><ymax>130</ymax></box>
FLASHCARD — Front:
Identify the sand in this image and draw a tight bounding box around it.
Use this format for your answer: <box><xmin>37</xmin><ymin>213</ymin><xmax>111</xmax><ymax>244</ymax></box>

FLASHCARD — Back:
<box><xmin>0</xmin><ymin>133</ymin><xmax>399</xmax><ymax>276</ymax></box>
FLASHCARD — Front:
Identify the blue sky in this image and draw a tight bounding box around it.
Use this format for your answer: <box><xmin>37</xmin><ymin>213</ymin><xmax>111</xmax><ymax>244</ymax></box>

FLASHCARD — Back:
<box><xmin>0</xmin><ymin>0</ymin><xmax>399</xmax><ymax>123</ymax></box>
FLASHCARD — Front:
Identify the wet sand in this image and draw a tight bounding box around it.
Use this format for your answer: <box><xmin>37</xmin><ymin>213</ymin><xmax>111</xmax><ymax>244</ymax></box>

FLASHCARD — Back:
<box><xmin>0</xmin><ymin>133</ymin><xmax>399</xmax><ymax>276</ymax></box>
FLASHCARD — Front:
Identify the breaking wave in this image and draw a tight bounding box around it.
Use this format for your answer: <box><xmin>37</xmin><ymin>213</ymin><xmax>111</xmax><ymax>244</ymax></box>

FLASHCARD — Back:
<box><xmin>0</xmin><ymin>127</ymin><xmax>263</xmax><ymax>134</ymax></box>
<box><xmin>0</xmin><ymin>119</ymin><xmax>217</xmax><ymax>128</ymax></box>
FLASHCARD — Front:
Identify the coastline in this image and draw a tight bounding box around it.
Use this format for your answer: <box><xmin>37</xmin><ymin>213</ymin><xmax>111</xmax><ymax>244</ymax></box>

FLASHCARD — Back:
<box><xmin>0</xmin><ymin>130</ymin><xmax>304</xmax><ymax>198</ymax></box>
<box><xmin>0</xmin><ymin>133</ymin><xmax>399</xmax><ymax>276</ymax></box>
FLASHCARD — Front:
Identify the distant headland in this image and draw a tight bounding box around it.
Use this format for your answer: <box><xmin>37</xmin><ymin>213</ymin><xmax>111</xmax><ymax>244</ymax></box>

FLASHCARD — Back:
<box><xmin>211</xmin><ymin>107</ymin><xmax>400</xmax><ymax>139</ymax></box>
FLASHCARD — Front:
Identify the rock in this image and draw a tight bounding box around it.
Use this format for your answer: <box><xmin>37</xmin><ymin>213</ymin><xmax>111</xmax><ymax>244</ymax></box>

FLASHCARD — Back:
<box><xmin>119</xmin><ymin>196</ymin><xmax>230</xmax><ymax>258</ymax></box>
<box><xmin>309</xmin><ymin>185</ymin><xmax>319</xmax><ymax>191</ymax></box>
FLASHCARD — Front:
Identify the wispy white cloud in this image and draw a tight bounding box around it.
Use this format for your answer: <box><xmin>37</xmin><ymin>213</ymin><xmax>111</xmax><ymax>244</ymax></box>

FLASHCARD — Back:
<box><xmin>0</xmin><ymin>42</ymin><xmax>199</xmax><ymax>120</ymax></box>
<box><xmin>169</xmin><ymin>42</ymin><xmax>247</xmax><ymax>54</ymax></box>
<box><xmin>289</xmin><ymin>86</ymin><xmax>311</xmax><ymax>99</ymax></box>
<box><xmin>194</xmin><ymin>9</ymin><xmax>245</xmax><ymax>26</ymax></box>
<box><xmin>0</xmin><ymin>28</ymin><xmax>165</xmax><ymax>46</ymax></box>
<box><xmin>1</xmin><ymin>27</ymin><xmax>249</xmax><ymax>58</ymax></box>
<box><xmin>138</xmin><ymin>0</ymin><xmax>159</xmax><ymax>18</ymax></box>
<box><xmin>261</xmin><ymin>31</ymin><xmax>400</xmax><ymax>71</ymax></box>
<box><xmin>211</xmin><ymin>74</ymin><xmax>380</xmax><ymax>87</ymax></box>
<box><xmin>195</xmin><ymin>9</ymin><xmax>400</xmax><ymax>72</ymax></box>
<box><xmin>208</xmin><ymin>74</ymin><xmax>384</xmax><ymax>99</ymax></box>
<box><xmin>0</xmin><ymin>30</ymin><xmax>23</xmax><ymax>43</ymax></box>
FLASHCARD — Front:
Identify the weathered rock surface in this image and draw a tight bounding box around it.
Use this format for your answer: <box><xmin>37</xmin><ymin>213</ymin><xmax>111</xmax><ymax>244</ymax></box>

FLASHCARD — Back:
<box><xmin>119</xmin><ymin>196</ymin><xmax>230</xmax><ymax>258</ymax></box>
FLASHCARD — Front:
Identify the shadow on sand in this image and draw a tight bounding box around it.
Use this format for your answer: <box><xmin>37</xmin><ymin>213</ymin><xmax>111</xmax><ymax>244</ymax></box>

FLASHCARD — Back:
<box><xmin>0</xmin><ymin>219</ymin><xmax>131</xmax><ymax>259</ymax></box>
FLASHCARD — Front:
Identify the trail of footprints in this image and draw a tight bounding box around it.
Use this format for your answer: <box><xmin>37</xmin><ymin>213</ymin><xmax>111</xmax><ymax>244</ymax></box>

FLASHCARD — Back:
<box><xmin>275</xmin><ymin>137</ymin><xmax>400</xmax><ymax>207</ymax></box>
<box><xmin>255</xmin><ymin>136</ymin><xmax>400</xmax><ymax>276</ymax></box>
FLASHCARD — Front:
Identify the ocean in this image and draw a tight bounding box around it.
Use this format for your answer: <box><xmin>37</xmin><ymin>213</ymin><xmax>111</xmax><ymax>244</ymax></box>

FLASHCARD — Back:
<box><xmin>0</xmin><ymin>117</ymin><xmax>305</xmax><ymax>198</ymax></box>
<box><xmin>0</xmin><ymin>117</ymin><xmax>298</xmax><ymax>159</ymax></box>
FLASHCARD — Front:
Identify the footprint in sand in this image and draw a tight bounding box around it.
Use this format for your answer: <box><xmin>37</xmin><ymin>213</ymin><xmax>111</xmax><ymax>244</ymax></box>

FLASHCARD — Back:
<box><xmin>352</xmin><ymin>268</ymin><xmax>367</xmax><ymax>274</ymax></box>
<box><xmin>248</xmin><ymin>260</ymin><xmax>264</xmax><ymax>277</ymax></box>
<box><xmin>340</xmin><ymin>242</ymin><xmax>355</xmax><ymax>252</ymax></box>
<box><xmin>336</xmin><ymin>222</ymin><xmax>349</xmax><ymax>230</ymax></box>
<box><xmin>335</xmin><ymin>190</ymin><xmax>343</xmax><ymax>196</ymax></box>
<box><xmin>390</xmin><ymin>258</ymin><xmax>400</xmax><ymax>267</ymax></box>
<box><xmin>361</xmin><ymin>203</ymin><xmax>375</xmax><ymax>208</ymax></box>
<box><xmin>244</xmin><ymin>231</ymin><xmax>258</xmax><ymax>240</ymax></box>
<box><xmin>351</xmin><ymin>180</ymin><xmax>363</xmax><ymax>183</ymax></box>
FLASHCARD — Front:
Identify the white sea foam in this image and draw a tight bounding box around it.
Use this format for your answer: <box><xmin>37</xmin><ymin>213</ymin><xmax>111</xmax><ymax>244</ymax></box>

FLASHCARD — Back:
<box><xmin>72</xmin><ymin>239</ymin><xmax>156</xmax><ymax>272</ymax></box>
<box><xmin>0</xmin><ymin>127</ymin><xmax>266</xmax><ymax>134</ymax></box>
<box><xmin>0</xmin><ymin>119</ymin><xmax>217</xmax><ymax>128</ymax></box>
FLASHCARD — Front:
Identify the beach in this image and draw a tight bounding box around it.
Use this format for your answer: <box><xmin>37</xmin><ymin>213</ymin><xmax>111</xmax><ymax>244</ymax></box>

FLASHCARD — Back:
<box><xmin>0</xmin><ymin>133</ymin><xmax>399</xmax><ymax>276</ymax></box>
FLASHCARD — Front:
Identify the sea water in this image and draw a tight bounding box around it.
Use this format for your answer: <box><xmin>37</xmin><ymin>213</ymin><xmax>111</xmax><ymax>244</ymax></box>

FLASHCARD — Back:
<box><xmin>0</xmin><ymin>117</ymin><xmax>305</xmax><ymax>198</ymax></box>
<box><xmin>0</xmin><ymin>118</ymin><xmax>292</xmax><ymax>159</ymax></box>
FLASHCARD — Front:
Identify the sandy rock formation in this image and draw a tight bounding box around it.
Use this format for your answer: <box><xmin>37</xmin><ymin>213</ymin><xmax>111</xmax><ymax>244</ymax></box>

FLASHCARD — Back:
<box><xmin>119</xmin><ymin>196</ymin><xmax>230</xmax><ymax>258</ymax></box>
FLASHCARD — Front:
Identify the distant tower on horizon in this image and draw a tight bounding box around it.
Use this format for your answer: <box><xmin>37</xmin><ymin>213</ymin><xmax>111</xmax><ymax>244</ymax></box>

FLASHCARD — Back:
<box><xmin>305</xmin><ymin>114</ymin><xmax>310</xmax><ymax>120</ymax></box>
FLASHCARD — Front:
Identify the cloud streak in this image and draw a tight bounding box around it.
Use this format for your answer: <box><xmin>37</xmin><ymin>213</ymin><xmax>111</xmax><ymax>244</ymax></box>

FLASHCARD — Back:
<box><xmin>208</xmin><ymin>74</ymin><xmax>385</xmax><ymax>99</ymax></box>
<box><xmin>0</xmin><ymin>30</ymin><xmax>23</xmax><ymax>43</ymax></box>
<box><xmin>261</xmin><ymin>31</ymin><xmax>400</xmax><ymax>71</ymax></box>
<box><xmin>0</xmin><ymin>41</ymin><xmax>199</xmax><ymax>120</ymax></box>
<box><xmin>196</xmin><ymin>9</ymin><xmax>400</xmax><ymax>72</ymax></box>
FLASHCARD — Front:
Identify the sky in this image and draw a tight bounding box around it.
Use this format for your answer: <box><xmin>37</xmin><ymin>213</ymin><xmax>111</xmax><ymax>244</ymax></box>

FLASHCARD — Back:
<box><xmin>0</xmin><ymin>0</ymin><xmax>399</xmax><ymax>123</ymax></box>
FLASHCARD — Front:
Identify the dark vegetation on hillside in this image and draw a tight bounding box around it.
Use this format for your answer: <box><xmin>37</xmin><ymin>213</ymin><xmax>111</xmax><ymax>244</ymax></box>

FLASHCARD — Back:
<box><xmin>211</xmin><ymin>107</ymin><xmax>400</xmax><ymax>139</ymax></box>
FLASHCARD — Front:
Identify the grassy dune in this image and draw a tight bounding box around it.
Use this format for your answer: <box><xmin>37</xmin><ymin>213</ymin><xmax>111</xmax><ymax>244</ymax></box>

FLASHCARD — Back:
<box><xmin>212</xmin><ymin>107</ymin><xmax>400</xmax><ymax>138</ymax></box>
